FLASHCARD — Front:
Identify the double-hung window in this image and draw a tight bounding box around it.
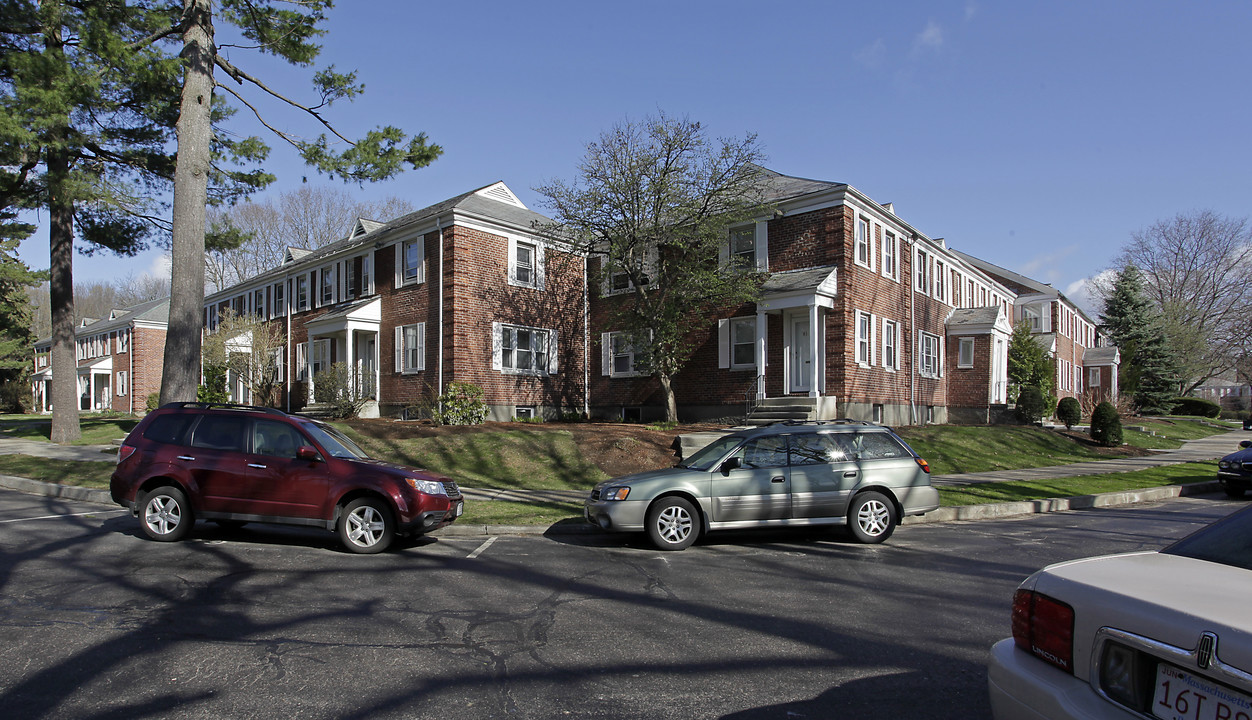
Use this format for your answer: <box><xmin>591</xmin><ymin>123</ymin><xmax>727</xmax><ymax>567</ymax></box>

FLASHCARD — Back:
<box><xmin>272</xmin><ymin>282</ymin><xmax>286</xmax><ymax>318</ymax></box>
<box><xmin>602</xmin><ymin>331</ymin><xmax>645</xmax><ymax>377</ymax></box>
<box><xmin>730</xmin><ymin>226</ymin><xmax>756</xmax><ymax>270</ymax></box>
<box><xmin>508</xmin><ymin>238</ymin><xmax>543</xmax><ymax>289</ymax></box>
<box><xmin>855</xmin><ymin>311</ymin><xmax>873</xmax><ymax>366</ymax></box>
<box><xmin>915</xmin><ymin>249</ymin><xmax>930</xmax><ymax>293</ymax></box>
<box><xmin>319</xmin><ymin>266</ymin><xmax>335</xmax><ymax>306</ymax></box>
<box><xmin>919</xmin><ymin>332</ymin><xmax>942</xmax><ymax>378</ymax></box>
<box><xmin>1089</xmin><ymin>367</ymin><xmax>1101</xmax><ymax>387</ymax></box>
<box><xmin>719</xmin><ymin>317</ymin><xmax>757</xmax><ymax>369</ymax></box>
<box><xmin>394</xmin><ymin>323</ymin><xmax>425</xmax><ymax>373</ymax></box>
<box><xmin>934</xmin><ymin>261</ymin><xmax>946</xmax><ymax>302</ymax></box>
<box><xmin>882</xmin><ymin>231</ymin><xmax>897</xmax><ymax>279</ymax></box>
<box><xmin>958</xmin><ymin>337</ymin><xmax>975</xmax><ymax>368</ymax></box>
<box><xmin>883</xmin><ymin>320</ymin><xmax>898</xmax><ymax>370</ymax></box>
<box><xmin>399</xmin><ymin>238</ymin><xmax>424</xmax><ymax>286</ymax></box>
<box><xmin>295</xmin><ymin>275</ymin><xmax>309</xmax><ymax>312</ymax></box>
<box><xmin>494</xmin><ymin>323</ymin><xmax>554</xmax><ymax>375</ymax></box>
<box><xmin>855</xmin><ymin>217</ymin><xmax>872</xmax><ymax>269</ymax></box>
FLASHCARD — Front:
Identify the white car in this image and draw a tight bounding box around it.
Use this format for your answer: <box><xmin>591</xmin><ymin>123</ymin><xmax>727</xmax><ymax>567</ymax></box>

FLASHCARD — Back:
<box><xmin>988</xmin><ymin>505</ymin><xmax>1252</xmax><ymax>720</ymax></box>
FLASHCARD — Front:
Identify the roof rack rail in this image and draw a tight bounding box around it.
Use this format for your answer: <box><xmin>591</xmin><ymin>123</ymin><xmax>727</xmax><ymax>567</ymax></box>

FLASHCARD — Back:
<box><xmin>159</xmin><ymin>402</ymin><xmax>287</xmax><ymax>416</ymax></box>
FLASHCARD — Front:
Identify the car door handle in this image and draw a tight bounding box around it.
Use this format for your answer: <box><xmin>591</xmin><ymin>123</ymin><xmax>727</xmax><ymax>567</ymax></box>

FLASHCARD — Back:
<box><xmin>843</xmin><ymin>471</ymin><xmax>858</xmax><ymax>478</ymax></box>
<box><xmin>771</xmin><ymin>476</ymin><xmax>785</xmax><ymax>483</ymax></box>
<box><xmin>247</xmin><ymin>463</ymin><xmax>267</xmax><ymax>469</ymax></box>
<box><xmin>177</xmin><ymin>455</ymin><xmax>195</xmax><ymax>461</ymax></box>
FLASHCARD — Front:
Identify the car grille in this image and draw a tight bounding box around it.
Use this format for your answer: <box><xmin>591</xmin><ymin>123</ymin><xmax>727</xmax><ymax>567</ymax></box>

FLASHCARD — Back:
<box><xmin>590</xmin><ymin>488</ymin><xmax>600</xmax><ymax>501</ymax></box>
<box><xmin>441</xmin><ymin>480</ymin><xmax>461</xmax><ymax>498</ymax></box>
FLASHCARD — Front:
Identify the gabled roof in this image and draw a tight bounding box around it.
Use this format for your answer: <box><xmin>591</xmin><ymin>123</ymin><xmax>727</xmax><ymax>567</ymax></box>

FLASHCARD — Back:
<box><xmin>208</xmin><ymin>181</ymin><xmax>551</xmax><ymax>303</ymax></box>
<box><xmin>1083</xmin><ymin>347</ymin><xmax>1120</xmax><ymax>366</ymax></box>
<box><xmin>951</xmin><ymin>248</ymin><xmax>1097</xmax><ymax>326</ymax></box>
<box><xmin>35</xmin><ymin>297</ymin><xmax>169</xmax><ymax>345</ymax></box>
<box><xmin>755</xmin><ymin>166</ymin><xmax>846</xmax><ymax>203</ymax></box>
<box><xmin>946</xmin><ymin>306</ymin><xmax>1012</xmax><ymax>335</ymax></box>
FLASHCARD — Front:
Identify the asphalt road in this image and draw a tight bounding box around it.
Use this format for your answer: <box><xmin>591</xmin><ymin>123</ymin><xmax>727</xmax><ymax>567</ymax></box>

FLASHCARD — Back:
<box><xmin>0</xmin><ymin>488</ymin><xmax>1244</xmax><ymax>720</ymax></box>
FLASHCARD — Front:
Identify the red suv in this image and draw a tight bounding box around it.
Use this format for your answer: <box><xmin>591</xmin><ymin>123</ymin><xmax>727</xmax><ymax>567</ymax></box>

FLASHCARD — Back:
<box><xmin>110</xmin><ymin>403</ymin><xmax>464</xmax><ymax>553</ymax></box>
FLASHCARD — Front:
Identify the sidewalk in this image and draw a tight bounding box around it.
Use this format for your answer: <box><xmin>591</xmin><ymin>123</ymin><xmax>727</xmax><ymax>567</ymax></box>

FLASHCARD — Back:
<box><xmin>0</xmin><ymin>430</ymin><xmax>1242</xmax><ymax>535</ymax></box>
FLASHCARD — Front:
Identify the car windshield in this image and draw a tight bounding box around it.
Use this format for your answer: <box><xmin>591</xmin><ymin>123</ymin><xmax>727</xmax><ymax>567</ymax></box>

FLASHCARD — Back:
<box><xmin>1161</xmin><ymin>505</ymin><xmax>1252</xmax><ymax>572</ymax></box>
<box><xmin>683</xmin><ymin>436</ymin><xmax>745</xmax><ymax>471</ymax></box>
<box><xmin>302</xmin><ymin>421</ymin><xmax>369</xmax><ymax>460</ymax></box>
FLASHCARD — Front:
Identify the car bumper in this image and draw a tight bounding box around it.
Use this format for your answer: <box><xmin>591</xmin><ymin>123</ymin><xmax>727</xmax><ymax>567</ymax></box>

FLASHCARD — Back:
<box><xmin>899</xmin><ymin>485</ymin><xmax>941</xmax><ymax>516</ymax></box>
<box><xmin>1217</xmin><ymin>471</ymin><xmax>1252</xmax><ymax>490</ymax></box>
<box><xmin>584</xmin><ymin>498</ymin><xmax>649</xmax><ymax>532</ymax></box>
<box><xmin>398</xmin><ymin>496</ymin><xmax>464</xmax><ymax>535</ymax></box>
<box><xmin>988</xmin><ymin>638</ymin><xmax>1136</xmax><ymax>720</ymax></box>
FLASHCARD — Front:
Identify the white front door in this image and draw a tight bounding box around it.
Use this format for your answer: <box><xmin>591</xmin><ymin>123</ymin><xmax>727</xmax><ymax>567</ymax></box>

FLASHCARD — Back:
<box><xmin>790</xmin><ymin>315</ymin><xmax>812</xmax><ymax>393</ymax></box>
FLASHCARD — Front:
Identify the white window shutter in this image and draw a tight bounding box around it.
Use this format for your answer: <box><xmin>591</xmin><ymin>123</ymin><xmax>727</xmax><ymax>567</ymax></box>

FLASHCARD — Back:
<box><xmin>394</xmin><ymin>326</ymin><xmax>403</xmax><ymax>372</ymax></box>
<box><xmin>491</xmin><ymin>322</ymin><xmax>503</xmax><ymax>370</ymax></box>
<box><xmin>506</xmin><ymin>237</ymin><xmax>517</xmax><ymax>284</ymax></box>
<box><xmin>536</xmin><ymin>244</ymin><xmax>546</xmax><ymax>291</ymax></box>
<box><xmin>394</xmin><ymin>244</ymin><xmax>403</xmax><ymax>289</ymax></box>
<box><xmin>601</xmin><ymin>332</ymin><xmax>611</xmax><ymax>376</ymax></box>
<box><xmin>755</xmin><ymin>221</ymin><xmax>768</xmax><ymax>271</ymax></box>
<box><xmin>416</xmin><ymin>239</ymin><xmax>426</xmax><ymax>284</ymax></box>
<box><xmin>718</xmin><ymin>235</ymin><xmax>730</xmax><ymax>269</ymax></box>
<box><xmin>416</xmin><ymin>322</ymin><xmax>426</xmax><ymax>371</ymax></box>
<box><xmin>548</xmin><ymin>329</ymin><xmax>558</xmax><ymax>374</ymax></box>
<box><xmin>718</xmin><ymin>319</ymin><xmax>729</xmax><ymax>369</ymax></box>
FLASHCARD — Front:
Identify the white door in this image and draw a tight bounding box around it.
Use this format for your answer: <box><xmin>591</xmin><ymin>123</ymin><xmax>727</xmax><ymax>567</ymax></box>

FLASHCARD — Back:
<box><xmin>790</xmin><ymin>316</ymin><xmax>812</xmax><ymax>393</ymax></box>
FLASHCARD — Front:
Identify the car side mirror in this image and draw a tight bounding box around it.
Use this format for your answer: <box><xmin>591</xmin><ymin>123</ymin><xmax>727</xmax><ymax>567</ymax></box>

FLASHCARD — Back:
<box><xmin>1241</xmin><ymin>440</ymin><xmax>1251</xmax><ymax>449</ymax></box>
<box><xmin>297</xmin><ymin>445</ymin><xmax>322</xmax><ymax>462</ymax></box>
<box><xmin>720</xmin><ymin>457</ymin><xmax>741</xmax><ymax>474</ymax></box>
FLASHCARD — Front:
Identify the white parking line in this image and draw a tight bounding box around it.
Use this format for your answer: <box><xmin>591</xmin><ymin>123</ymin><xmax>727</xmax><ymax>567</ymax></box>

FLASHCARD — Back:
<box><xmin>0</xmin><ymin>510</ymin><xmax>126</xmax><ymax>524</ymax></box>
<box><xmin>466</xmin><ymin>536</ymin><xmax>498</xmax><ymax>559</ymax></box>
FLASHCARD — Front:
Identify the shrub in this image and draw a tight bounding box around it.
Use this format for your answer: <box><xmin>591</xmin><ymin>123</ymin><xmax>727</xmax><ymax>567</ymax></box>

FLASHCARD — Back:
<box><xmin>146</xmin><ymin>392</ymin><xmax>161</xmax><ymax>412</ymax></box>
<box><xmin>1056</xmin><ymin>396</ymin><xmax>1082</xmax><ymax>430</ymax></box>
<box><xmin>432</xmin><ymin>382</ymin><xmax>487</xmax><ymax>425</ymax></box>
<box><xmin>313</xmin><ymin>362</ymin><xmax>369</xmax><ymax>418</ymax></box>
<box><xmin>1016</xmin><ymin>385</ymin><xmax>1046</xmax><ymax>424</ymax></box>
<box><xmin>1090</xmin><ymin>401</ymin><xmax>1123</xmax><ymax>447</ymax></box>
<box><xmin>197</xmin><ymin>365</ymin><xmax>229</xmax><ymax>403</ymax></box>
<box><xmin>0</xmin><ymin>380</ymin><xmax>31</xmax><ymax>413</ymax></box>
<box><xmin>1170</xmin><ymin>396</ymin><xmax>1221</xmax><ymax>418</ymax></box>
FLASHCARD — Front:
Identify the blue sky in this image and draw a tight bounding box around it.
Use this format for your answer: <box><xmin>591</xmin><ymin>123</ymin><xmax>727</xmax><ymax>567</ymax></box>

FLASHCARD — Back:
<box><xmin>16</xmin><ymin>0</ymin><xmax>1252</xmax><ymax>315</ymax></box>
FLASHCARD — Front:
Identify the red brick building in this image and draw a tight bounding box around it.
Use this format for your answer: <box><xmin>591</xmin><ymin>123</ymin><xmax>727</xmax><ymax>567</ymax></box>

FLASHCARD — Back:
<box><xmin>202</xmin><ymin>182</ymin><xmax>588</xmax><ymax>421</ymax></box>
<box><xmin>31</xmin><ymin>298</ymin><xmax>168</xmax><ymax>414</ymax></box>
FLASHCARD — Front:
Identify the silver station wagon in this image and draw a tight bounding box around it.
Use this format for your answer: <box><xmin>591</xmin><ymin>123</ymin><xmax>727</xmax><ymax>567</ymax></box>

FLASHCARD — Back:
<box><xmin>584</xmin><ymin>421</ymin><xmax>940</xmax><ymax>550</ymax></box>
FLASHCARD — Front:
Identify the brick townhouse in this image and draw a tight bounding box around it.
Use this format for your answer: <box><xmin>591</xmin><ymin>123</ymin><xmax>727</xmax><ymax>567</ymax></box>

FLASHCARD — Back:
<box><xmin>31</xmin><ymin>297</ymin><xmax>168</xmax><ymax>414</ymax></box>
<box><xmin>591</xmin><ymin>168</ymin><xmax>1032</xmax><ymax>425</ymax></box>
<box><xmin>202</xmin><ymin>182</ymin><xmax>588</xmax><ymax>421</ymax></box>
<box><xmin>952</xmin><ymin>252</ymin><xmax>1116</xmax><ymax>408</ymax></box>
<box><xmin>33</xmin><ymin>171</ymin><xmax>1119</xmax><ymax>425</ymax></box>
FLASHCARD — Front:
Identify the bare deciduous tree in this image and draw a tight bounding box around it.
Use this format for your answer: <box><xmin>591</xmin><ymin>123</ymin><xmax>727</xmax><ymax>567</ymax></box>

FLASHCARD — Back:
<box><xmin>205</xmin><ymin>186</ymin><xmax>414</xmax><ymax>292</ymax></box>
<box><xmin>201</xmin><ymin>307</ymin><xmax>286</xmax><ymax>407</ymax></box>
<box><xmin>1114</xmin><ymin>210</ymin><xmax>1252</xmax><ymax>393</ymax></box>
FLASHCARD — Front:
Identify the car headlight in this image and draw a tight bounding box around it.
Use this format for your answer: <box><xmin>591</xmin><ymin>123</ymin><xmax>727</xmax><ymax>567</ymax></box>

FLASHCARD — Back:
<box><xmin>406</xmin><ymin>478</ymin><xmax>447</xmax><ymax>496</ymax></box>
<box><xmin>601</xmin><ymin>486</ymin><xmax>631</xmax><ymax>501</ymax></box>
<box><xmin>1220</xmin><ymin>461</ymin><xmax>1231</xmax><ymax>469</ymax></box>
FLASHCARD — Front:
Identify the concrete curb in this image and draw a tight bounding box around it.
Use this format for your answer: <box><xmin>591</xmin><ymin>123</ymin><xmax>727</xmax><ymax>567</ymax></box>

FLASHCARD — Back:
<box><xmin>0</xmin><ymin>474</ymin><xmax>113</xmax><ymax>505</ymax></box>
<box><xmin>1</xmin><ymin>474</ymin><xmax>1225</xmax><ymax>537</ymax></box>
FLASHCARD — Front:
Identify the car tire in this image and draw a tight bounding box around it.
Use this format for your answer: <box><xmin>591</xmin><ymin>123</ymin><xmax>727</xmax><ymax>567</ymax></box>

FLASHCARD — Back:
<box><xmin>139</xmin><ymin>486</ymin><xmax>194</xmax><ymax>542</ymax></box>
<box><xmin>1224</xmin><ymin>486</ymin><xmax>1246</xmax><ymax>499</ymax></box>
<box><xmin>847</xmin><ymin>491</ymin><xmax>896</xmax><ymax>544</ymax></box>
<box><xmin>646</xmin><ymin>497</ymin><xmax>699</xmax><ymax>551</ymax></box>
<box><xmin>338</xmin><ymin>497</ymin><xmax>394</xmax><ymax>554</ymax></box>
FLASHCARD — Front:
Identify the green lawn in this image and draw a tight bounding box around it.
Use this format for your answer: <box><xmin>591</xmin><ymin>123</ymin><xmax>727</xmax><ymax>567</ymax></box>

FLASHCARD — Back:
<box><xmin>0</xmin><ymin>415</ymin><xmax>138</xmax><ymax>445</ymax></box>
<box><xmin>0</xmin><ymin>455</ymin><xmax>116</xmax><ymax>487</ymax></box>
<box><xmin>896</xmin><ymin>425</ymin><xmax>1107</xmax><ymax>475</ymax></box>
<box><xmin>937</xmin><ymin>462</ymin><xmax>1217</xmax><ymax>506</ymax></box>
<box><xmin>334</xmin><ymin>425</ymin><xmax>609</xmax><ymax>493</ymax></box>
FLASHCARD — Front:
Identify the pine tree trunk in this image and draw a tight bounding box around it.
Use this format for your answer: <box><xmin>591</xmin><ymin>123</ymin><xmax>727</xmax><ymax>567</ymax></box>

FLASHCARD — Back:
<box><xmin>160</xmin><ymin>0</ymin><xmax>214</xmax><ymax>404</ymax></box>
<box><xmin>47</xmin><ymin>146</ymin><xmax>80</xmax><ymax>443</ymax></box>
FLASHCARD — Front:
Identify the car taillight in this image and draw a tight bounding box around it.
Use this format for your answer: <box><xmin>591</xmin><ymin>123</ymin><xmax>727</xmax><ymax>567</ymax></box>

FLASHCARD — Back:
<box><xmin>116</xmin><ymin>445</ymin><xmax>137</xmax><ymax>465</ymax></box>
<box><xmin>914</xmin><ymin>457</ymin><xmax>930</xmax><ymax>473</ymax></box>
<box><xmin>1012</xmin><ymin>588</ymin><xmax>1074</xmax><ymax>674</ymax></box>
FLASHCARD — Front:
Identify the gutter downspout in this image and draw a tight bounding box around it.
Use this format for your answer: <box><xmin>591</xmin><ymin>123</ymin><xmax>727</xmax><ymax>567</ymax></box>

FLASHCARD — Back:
<box><xmin>583</xmin><ymin>254</ymin><xmax>590</xmax><ymax>418</ymax></box>
<box><xmin>910</xmin><ymin>233</ymin><xmax>918</xmax><ymax>426</ymax></box>
<box><xmin>437</xmin><ymin>217</ymin><xmax>445</xmax><ymax>399</ymax></box>
<box><xmin>284</xmin><ymin>273</ymin><xmax>292</xmax><ymax>412</ymax></box>
<box><xmin>128</xmin><ymin>328</ymin><xmax>134</xmax><ymax>414</ymax></box>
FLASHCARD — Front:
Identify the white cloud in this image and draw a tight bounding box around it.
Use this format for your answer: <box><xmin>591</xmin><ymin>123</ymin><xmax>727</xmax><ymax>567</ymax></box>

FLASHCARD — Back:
<box><xmin>146</xmin><ymin>252</ymin><xmax>172</xmax><ymax>281</ymax></box>
<box><xmin>1018</xmin><ymin>246</ymin><xmax>1077</xmax><ymax>278</ymax></box>
<box><xmin>855</xmin><ymin>39</ymin><xmax>888</xmax><ymax>70</ymax></box>
<box><xmin>964</xmin><ymin>1</ymin><xmax>978</xmax><ymax>22</ymax></box>
<box><xmin>913</xmin><ymin>21</ymin><xmax>944</xmax><ymax>53</ymax></box>
<box><xmin>1065</xmin><ymin>269</ymin><xmax>1117</xmax><ymax>318</ymax></box>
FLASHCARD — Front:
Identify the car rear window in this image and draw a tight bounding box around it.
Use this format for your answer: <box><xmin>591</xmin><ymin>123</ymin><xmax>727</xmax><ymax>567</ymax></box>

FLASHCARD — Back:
<box><xmin>141</xmin><ymin>413</ymin><xmax>196</xmax><ymax>445</ymax></box>
<box><xmin>1162</xmin><ymin>505</ymin><xmax>1252</xmax><ymax>572</ymax></box>
<box><xmin>856</xmin><ymin>431</ymin><xmax>912</xmax><ymax>460</ymax></box>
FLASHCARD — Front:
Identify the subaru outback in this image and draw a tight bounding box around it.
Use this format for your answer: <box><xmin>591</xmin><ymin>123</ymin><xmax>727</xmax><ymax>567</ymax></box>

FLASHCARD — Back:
<box><xmin>584</xmin><ymin>421</ymin><xmax>939</xmax><ymax>550</ymax></box>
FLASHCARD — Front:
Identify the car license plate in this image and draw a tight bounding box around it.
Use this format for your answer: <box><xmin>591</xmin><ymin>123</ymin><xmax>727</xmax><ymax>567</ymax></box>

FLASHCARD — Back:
<box><xmin>1152</xmin><ymin>663</ymin><xmax>1252</xmax><ymax>720</ymax></box>
<box><xmin>455</xmin><ymin>501</ymin><xmax>463</xmax><ymax>517</ymax></box>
